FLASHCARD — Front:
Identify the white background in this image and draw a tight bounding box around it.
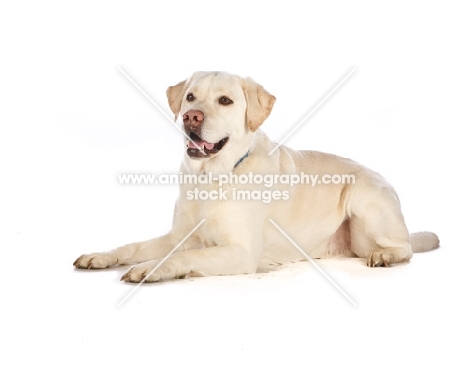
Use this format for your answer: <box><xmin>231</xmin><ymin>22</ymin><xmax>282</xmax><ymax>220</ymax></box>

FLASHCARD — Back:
<box><xmin>1</xmin><ymin>1</ymin><xmax>467</xmax><ymax>373</ymax></box>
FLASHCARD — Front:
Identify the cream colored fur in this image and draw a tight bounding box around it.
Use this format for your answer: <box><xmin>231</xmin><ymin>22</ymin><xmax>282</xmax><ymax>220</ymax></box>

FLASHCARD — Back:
<box><xmin>74</xmin><ymin>71</ymin><xmax>439</xmax><ymax>282</ymax></box>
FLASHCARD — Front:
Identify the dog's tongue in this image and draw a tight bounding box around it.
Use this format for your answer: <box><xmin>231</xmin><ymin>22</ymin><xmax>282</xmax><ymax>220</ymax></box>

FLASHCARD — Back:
<box><xmin>188</xmin><ymin>139</ymin><xmax>215</xmax><ymax>150</ymax></box>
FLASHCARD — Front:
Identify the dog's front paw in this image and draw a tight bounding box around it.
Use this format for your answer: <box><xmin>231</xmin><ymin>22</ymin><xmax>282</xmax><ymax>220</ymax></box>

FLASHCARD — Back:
<box><xmin>73</xmin><ymin>253</ymin><xmax>117</xmax><ymax>269</ymax></box>
<box><xmin>367</xmin><ymin>250</ymin><xmax>394</xmax><ymax>267</ymax></box>
<box><xmin>120</xmin><ymin>259</ymin><xmax>187</xmax><ymax>283</ymax></box>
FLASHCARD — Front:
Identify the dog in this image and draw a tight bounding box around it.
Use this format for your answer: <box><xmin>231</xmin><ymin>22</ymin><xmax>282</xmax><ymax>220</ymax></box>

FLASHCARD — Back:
<box><xmin>74</xmin><ymin>71</ymin><xmax>439</xmax><ymax>282</ymax></box>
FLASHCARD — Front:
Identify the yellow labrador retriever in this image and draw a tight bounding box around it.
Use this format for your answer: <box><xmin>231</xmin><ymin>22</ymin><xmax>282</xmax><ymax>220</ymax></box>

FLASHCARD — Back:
<box><xmin>74</xmin><ymin>71</ymin><xmax>439</xmax><ymax>282</ymax></box>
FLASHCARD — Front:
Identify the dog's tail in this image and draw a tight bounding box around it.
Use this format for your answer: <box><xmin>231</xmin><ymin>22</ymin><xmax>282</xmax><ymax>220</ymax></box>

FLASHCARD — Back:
<box><xmin>410</xmin><ymin>231</ymin><xmax>440</xmax><ymax>253</ymax></box>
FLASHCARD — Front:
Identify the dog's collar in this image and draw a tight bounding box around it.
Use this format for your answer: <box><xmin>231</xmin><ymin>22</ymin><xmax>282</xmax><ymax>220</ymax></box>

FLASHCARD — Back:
<box><xmin>234</xmin><ymin>150</ymin><xmax>249</xmax><ymax>168</ymax></box>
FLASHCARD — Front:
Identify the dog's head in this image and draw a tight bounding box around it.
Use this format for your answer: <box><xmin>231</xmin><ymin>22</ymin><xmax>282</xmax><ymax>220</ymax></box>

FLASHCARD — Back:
<box><xmin>166</xmin><ymin>72</ymin><xmax>276</xmax><ymax>160</ymax></box>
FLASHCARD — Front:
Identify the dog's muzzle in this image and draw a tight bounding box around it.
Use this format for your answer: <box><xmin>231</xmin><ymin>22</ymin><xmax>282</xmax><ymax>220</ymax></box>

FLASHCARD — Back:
<box><xmin>183</xmin><ymin>110</ymin><xmax>229</xmax><ymax>158</ymax></box>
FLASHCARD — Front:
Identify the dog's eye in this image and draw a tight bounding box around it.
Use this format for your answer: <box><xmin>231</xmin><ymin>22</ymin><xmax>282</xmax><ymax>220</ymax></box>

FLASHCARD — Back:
<box><xmin>219</xmin><ymin>96</ymin><xmax>233</xmax><ymax>106</ymax></box>
<box><xmin>186</xmin><ymin>93</ymin><xmax>195</xmax><ymax>102</ymax></box>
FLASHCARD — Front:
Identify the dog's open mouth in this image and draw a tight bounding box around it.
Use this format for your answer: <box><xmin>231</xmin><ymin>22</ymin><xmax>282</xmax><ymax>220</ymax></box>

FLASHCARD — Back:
<box><xmin>187</xmin><ymin>132</ymin><xmax>229</xmax><ymax>158</ymax></box>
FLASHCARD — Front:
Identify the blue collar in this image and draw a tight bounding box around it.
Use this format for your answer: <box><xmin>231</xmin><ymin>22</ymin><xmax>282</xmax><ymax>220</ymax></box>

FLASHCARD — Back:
<box><xmin>234</xmin><ymin>150</ymin><xmax>249</xmax><ymax>168</ymax></box>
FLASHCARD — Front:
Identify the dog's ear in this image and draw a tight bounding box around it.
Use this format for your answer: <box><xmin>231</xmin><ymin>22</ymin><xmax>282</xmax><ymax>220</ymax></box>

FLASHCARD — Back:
<box><xmin>243</xmin><ymin>77</ymin><xmax>276</xmax><ymax>131</ymax></box>
<box><xmin>166</xmin><ymin>80</ymin><xmax>187</xmax><ymax>120</ymax></box>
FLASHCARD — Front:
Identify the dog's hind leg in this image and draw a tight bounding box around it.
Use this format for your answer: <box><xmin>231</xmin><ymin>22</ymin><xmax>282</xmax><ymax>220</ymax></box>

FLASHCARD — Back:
<box><xmin>349</xmin><ymin>186</ymin><xmax>412</xmax><ymax>267</ymax></box>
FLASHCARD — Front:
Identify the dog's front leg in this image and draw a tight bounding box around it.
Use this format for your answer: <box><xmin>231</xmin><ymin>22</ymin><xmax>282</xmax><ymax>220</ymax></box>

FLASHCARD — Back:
<box><xmin>121</xmin><ymin>243</ymin><xmax>260</xmax><ymax>282</ymax></box>
<box><xmin>73</xmin><ymin>232</ymin><xmax>198</xmax><ymax>269</ymax></box>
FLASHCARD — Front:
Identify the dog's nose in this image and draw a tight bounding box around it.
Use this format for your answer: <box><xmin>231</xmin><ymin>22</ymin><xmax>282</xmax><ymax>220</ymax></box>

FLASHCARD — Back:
<box><xmin>183</xmin><ymin>110</ymin><xmax>204</xmax><ymax>128</ymax></box>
